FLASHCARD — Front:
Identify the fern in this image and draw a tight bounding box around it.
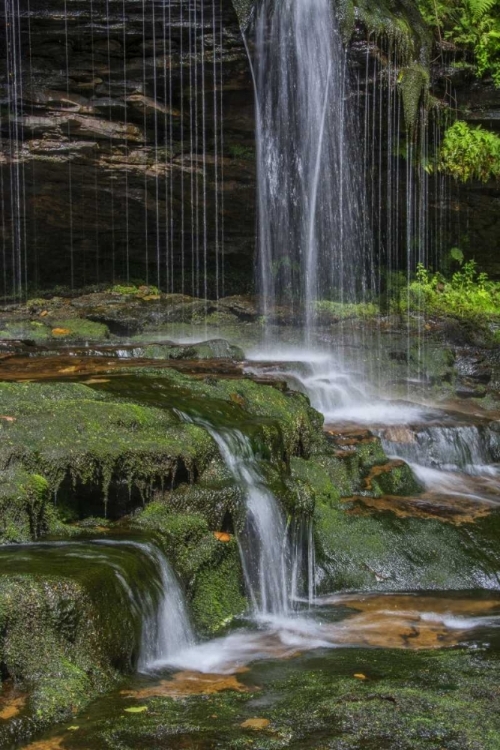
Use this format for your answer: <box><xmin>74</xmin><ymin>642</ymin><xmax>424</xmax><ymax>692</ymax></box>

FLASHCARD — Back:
<box><xmin>467</xmin><ymin>0</ymin><xmax>497</xmax><ymax>20</ymax></box>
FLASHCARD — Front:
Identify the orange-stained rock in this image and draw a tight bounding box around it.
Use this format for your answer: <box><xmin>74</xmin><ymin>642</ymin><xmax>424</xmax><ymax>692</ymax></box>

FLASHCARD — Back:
<box><xmin>121</xmin><ymin>669</ymin><xmax>251</xmax><ymax>699</ymax></box>
<box><xmin>0</xmin><ymin>694</ymin><xmax>26</xmax><ymax>720</ymax></box>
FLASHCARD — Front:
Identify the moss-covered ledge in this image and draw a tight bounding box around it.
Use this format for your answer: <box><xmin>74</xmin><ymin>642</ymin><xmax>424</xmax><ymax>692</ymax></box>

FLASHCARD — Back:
<box><xmin>0</xmin><ymin>538</ymin><xmax>158</xmax><ymax>747</ymax></box>
<box><xmin>0</xmin><ymin>381</ymin><xmax>218</xmax><ymax>535</ymax></box>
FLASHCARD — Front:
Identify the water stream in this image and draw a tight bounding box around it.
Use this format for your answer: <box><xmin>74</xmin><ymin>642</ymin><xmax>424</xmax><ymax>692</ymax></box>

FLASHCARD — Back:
<box><xmin>179</xmin><ymin>414</ymin><xmax>293</xmax><ymax>616</ymax></box>
<box><xmin>0</xmin><ymin>538</ymin><xmax>194</xmax><ymax>672</ymax></box>
<box><xmin>254</xmin><ymin>0</ymin><xmax>368</xmax><ymax>333</ymax></box>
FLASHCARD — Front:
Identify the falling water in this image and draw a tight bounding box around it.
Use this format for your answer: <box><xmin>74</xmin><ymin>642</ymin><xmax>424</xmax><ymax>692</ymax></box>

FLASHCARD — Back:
<box><xmin>180</xmin><ymin>413</ymin><xmax>294</xmax><ymax>615</ymax></box>
<box><xmin>136</xmin><ymin>541</ymin><xmax>195</xmax><ymax>670</ymax></box>
<box><xmin>254</xmin><ymin>0</ymin><xmax>369</xmax><ymax>335</ymax></box>
<box><xmin>0</xmin><ymin>538</ymin><xmax>194</xmax><ymax>670</ymax></box>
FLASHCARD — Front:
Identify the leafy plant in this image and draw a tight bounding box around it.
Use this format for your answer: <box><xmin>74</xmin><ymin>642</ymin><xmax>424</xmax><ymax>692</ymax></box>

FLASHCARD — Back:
<box><xmin>416</xmin><ymin>0</ymin><xmax>500</xmax><ymax>85</ymax></box>
<box><xmin>397</xmin><ymin>260</ymin><xmax>500</xmax><ymax>318</ymax></box>
<box><xmin>439</xmin><ymin>121</ymin><xmax>500</xmax><ymax>181</ymax></box>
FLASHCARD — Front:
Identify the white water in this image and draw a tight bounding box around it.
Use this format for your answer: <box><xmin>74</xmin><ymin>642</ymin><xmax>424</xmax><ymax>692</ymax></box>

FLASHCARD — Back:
<box><xmin>158</xmin><ymin>596</ymin><xmax>500</xmax><ymax>675</ymax></box>
<box><xmin>254</xmin><ymin>0</ymin><xmax>368</xmax><ymax>333</ymax></box>
<box><xmin>136</xmin><ymin>542</ymin><xmax>195</xmax><ymax>672</ymax></box>
<box><xmin>246</xmin><ymin>347</ymin><xmax>432</xmax><ymax>425</ymax></box>
<box><xmin>180</xmin><ymin>414</ymin><xmax>293</xmax><ymax>616</ymax></box>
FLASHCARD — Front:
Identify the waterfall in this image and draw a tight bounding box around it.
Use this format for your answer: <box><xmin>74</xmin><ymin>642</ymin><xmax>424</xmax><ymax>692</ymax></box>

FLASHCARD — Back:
<box><xmin>180</xmin><ymin>414</ymin><xmax>294</xmax><ymax>616</ymax></box>
<box><xmin>0</xmin><ymin>538</ymin><xmax>194</xmax><ymax>671</ymax></box>
<box><xmin>254</xmin><ymin>0</ymin><xmax>368</xmax><ymax>334</ymax></box>
<box><xmin>136</xmin><ymin>541</ymin><xmax>195</xmax><ymax>671</ymax></box>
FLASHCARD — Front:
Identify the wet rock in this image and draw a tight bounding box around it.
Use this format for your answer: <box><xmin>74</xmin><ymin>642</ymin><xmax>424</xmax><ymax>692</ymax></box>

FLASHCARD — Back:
<box><xmin>217</xmin><ymin>295</ymin><xmax>260</xmax><ymax>321</ymax></box>
<box><xmin>455</xmin><ymin>354</ymin><xmax>492</xmax><ymax>384</ymax></box>
<box><xmin>455</xmin><ymin>383</ymin><xmax>487</xmax><ymax>399</ymax></box>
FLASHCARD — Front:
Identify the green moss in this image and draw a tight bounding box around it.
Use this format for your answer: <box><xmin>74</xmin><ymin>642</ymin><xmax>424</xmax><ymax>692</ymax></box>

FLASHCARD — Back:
<box><xmin>0</xmin><ymin>381</ymin><xmax>217</xmax><ymax>522</ymax></box>
<box><xmin>289</xmin><ymin>457</ymin><xmax>341</xmax><ymax>510</ymax></box>
<box><xmin>368</xmin><ymin>461</ymin><xmax>423</xmax><ymax>496</ymax></box>
<box><xmin>102</xmin><ymin>370</ymin><xmax>324</xmax><ymax>463</ymax></box>
<box><xmin>399</xmin><ymin>63</ymin><xmax>430</xmax><ymax>129</ymax></box>
<box><xmin>0</xmin><ymin>552</ymin><xmax>142</xmax><ymax>746</ymax></box>
<box><xmin>190</xmin><ymin>541</ymin><xmax>247</xmax><ymax>635</ymax></box>
<box><xmin>49</xmin><ymin>646</ymin><xmax>500</xmax><ymax>749</ymax></box>
<box><xmin>0</xmin><ymin>320</ymin><xmax>50</xmax><ymax>341</ymax></box>
<box><xmin>338</xmin><ymin>0</ymin><xmax>431</xmax><ymax>62</ymax></box>
<box><xmin>131</xmin><ymin>506</ymin><xmax>247</xmax><ymax>634</ymax></box>
<box><xmin>315</xmin><ymin>502</ymin><xmax>500</xmax><ymax>592</ymax></box>
<box><xmin>0</xmin><ymin>470</ymin><xmax>53</xmax><ymax>543</ymax></box>
<box><xmin>49</xmin><ymin>319</ymin><xmax>110</xmax><ymax>341</ymax></box>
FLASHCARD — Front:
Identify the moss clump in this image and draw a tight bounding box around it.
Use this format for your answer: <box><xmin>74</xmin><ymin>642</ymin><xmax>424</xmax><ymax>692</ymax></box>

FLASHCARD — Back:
<box><xmin>0</xmin><ymin>470</ymin><xmax>53</xmax><ymax>543</ymax></box>
<box><xmin>398</xmin><ymin>63</ymin><xmax>430</xmax><ymax>130</ymax></box>
<box><xmin>365</xmin><ymin>460</ymin><xmax>423</xmax><ymax>496</ymax></box>
<box><xmin>48</xmin><ymin>319</ymin><xmax>110</xmax><ymax>341</ymax></box>
<box><xmin>190</xmin><ymin>541</ymin><xmax>247</xmax><ymax>635</ymax></box>
<box><xmin>288</xmin><ymin>457</ymin><xmax>341</xmax><ymax>511</ymax></box>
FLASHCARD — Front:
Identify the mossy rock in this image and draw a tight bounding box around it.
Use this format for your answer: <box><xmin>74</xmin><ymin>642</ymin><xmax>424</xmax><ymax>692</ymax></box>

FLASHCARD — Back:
<box><xmin>131</xmin><ymin>506</ymin><xmax>247</xmax><ymax>634</ymax></box>
<box><xmin>315</xmin><ymin>502</ymin><xmax>500</xmax><ymax>593</ymax></box>
<box><xmin>0</xmin><ymin>538</ymin><xmax>158</xmax><ymax>744</ymax></box>
<box><xmin>103</xmin><ymin>369</ymin><xmax>324</xmax><ymax>463</ymax></box>
<box><xmin>190</xmin><ymin>540</ymin><xmax>247</xmax><ymax>635</ymax></box>
<box><xmin>135</xmin><ymin>338</ymin><xmax>245</xmax><ymax>361</ymax></box>
<box><xmin>0</xmin><ymin>320</ymin><xmax>51</xmax><ymax>342</ymax></box>
<box><xmin>0</xmin><ymin>381</ymin><xmax>217</xmax><ymax>524</ymax></box>
<box><xmin>48</xmin><ymin>319</ymin><xmax>110</xmax><ymax>341</ymax></box>
<box><xmin>0</xmin><ymin>470</ymin><xmax>53</xmax><ymax>544</ymax></box>
<box><xmin>364</xmin><ymin>459</ymin><xmax>423</xmax><ymax>497</ymax></box>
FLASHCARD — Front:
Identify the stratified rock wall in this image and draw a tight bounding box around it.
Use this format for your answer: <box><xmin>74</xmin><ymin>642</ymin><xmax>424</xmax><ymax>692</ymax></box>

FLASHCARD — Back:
<box><xmin>0</xmin><ymin>0</ymin><xmax>255</xmax><ymax>297</ymax></box>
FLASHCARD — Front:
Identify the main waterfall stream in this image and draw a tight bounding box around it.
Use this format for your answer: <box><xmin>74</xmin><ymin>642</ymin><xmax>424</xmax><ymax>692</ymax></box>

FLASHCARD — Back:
<box><xmin>254</xmin><ymin>0</ymin><xmax>368</xmax><ymax>333</ymax></box>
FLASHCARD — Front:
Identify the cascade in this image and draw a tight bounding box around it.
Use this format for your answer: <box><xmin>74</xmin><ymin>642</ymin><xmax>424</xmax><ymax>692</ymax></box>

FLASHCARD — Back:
<box><xmin>254</xmin><ymin>0</ymin><xmax>369</xmax><ymax>336</ymax></box>
<box><xmin>380</xmin><ymin>423</ymin><xmax>500</xmax><ymax>475</ymax></box>
<box><xmin>0</xmin><ymin>538</ymin><xmax>194</xmax><ymax>669</ymax></box>
<box><xmin>135</xmin><ymin>541</ymin><xmax>195</xmax><ymax>670</ymax></box>
<box><xmin>180</xmin><ymin>414</ymin><xmax>295</xmax><ymax>616</ymax></box>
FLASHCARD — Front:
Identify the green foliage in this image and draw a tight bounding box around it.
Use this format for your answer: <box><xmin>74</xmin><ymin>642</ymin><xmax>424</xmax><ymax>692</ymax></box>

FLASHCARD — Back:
<box><xmin>315</xmin><ymin>300</ymin><xmax>379</xmax><ymax>322</ymax></box>
<box><xmin>398</xmin><ymin>261</ymin><xmax>500</xmax><ymax>318</ymax></box>
<box><xmin>416</xmin><ymin>0</ymin><xmax>500</xmax><ymax>85</ymax></box>
<box><xmin>439</xmin><ymin>121</ymin><xmax>500</xmax><ymax>181</ymax></box>
<box><xmin>110</xmin><ymin>284</ymin><xmax>160</xmax><ymax>296</ymax></box>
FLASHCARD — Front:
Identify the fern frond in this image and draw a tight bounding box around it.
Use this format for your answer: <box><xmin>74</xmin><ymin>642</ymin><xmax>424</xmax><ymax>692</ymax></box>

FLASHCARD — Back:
<box><xmin>467</xmin><ymin>0</ymin><xmax>498</xmax><ymax>20</ymax></box>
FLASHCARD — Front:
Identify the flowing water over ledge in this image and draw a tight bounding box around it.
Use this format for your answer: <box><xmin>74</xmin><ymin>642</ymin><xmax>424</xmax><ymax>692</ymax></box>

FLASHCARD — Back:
<box><xmin>0</xmin><ymin>335</ymin><xmax>497</xmax><ymax>748</ymax></box>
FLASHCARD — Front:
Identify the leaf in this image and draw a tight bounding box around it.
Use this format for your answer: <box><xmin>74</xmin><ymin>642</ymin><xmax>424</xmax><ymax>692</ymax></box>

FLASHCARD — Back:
<box><xmin>240</xmin><ymin>718</ymin><xmax>271</xmax><ymax>730</ymax></box>
<box><xmin>449</xmin><ymin>247</ymin><xmax>464</xmax><ymax>264</ymax></box>
<box><xmin>124</xmin><ymin>706</ymin><xmax>148</xmax><ymax>714</ymax></box>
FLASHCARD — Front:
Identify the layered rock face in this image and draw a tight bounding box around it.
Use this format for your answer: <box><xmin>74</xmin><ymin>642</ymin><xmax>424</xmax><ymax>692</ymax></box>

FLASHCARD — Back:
<box><xmin>0</xmin><ymin>0</ymin><xmax>498</xmax><ymax>302</ymax></box>
<box><xmin>0</xmin><ymin>0</ymin><xmax>255</xmax><ymax>297</ymax></box>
